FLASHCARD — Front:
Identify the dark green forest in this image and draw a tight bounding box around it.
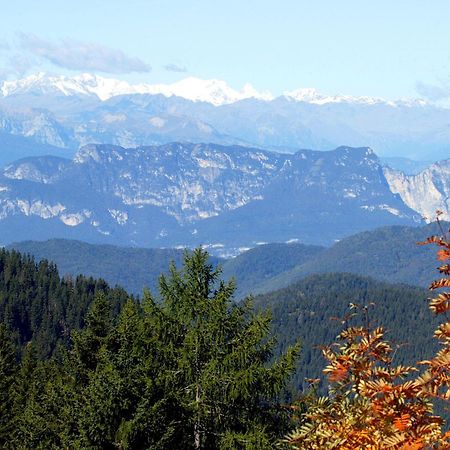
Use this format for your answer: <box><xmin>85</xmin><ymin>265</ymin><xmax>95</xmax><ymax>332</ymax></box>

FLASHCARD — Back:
<box><xmin>253</xmin><ymin>273</ymin><xmax>439</xmax><ymax>393</ymax></box>
<box><xmin>0</xmin><ymin>248</ymin><xmax>298</xmax><ymax>449</ymax></box>
<box><xmin>0</xmin><ymin>240</ymin><xmax>445</xmax><ymax>448</ymax></box>
<box><xmin>0</xmin><ymin>248</ymin><xmax>129</xmax><ymax>359</ymax></box>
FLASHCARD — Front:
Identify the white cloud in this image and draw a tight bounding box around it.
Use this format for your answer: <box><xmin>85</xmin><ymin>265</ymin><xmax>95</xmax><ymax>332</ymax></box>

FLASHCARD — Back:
<box><xmin>19</xmin><ymin>33</ymin><xmax>151</xmax><ymax>74</ymax></box>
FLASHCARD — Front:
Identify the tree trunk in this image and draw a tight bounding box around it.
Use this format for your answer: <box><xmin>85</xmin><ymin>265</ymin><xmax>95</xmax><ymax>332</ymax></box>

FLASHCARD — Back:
<box><xmin>194</xmin><ymin>384</ymin><xmax>201</xmax><ymax>449</ymax></box>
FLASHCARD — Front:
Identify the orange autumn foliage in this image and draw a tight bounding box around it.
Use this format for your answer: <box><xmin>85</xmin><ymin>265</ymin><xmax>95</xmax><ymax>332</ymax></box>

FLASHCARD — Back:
<box><xmin>284</xmin><ymin>215</ymin><xmax>450</xmax><ymax>450</ymax></box>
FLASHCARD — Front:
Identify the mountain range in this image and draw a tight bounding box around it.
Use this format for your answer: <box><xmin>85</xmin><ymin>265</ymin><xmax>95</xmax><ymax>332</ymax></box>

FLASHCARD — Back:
<box><xmin>1</xmin><ymin>73</ymin><xmax>450</xmax><ymax>161</ymax></box>
<box><xmin>2</xmin><ymin>142</ymin><xmax>445</xmax><ymax>254</ymax></box>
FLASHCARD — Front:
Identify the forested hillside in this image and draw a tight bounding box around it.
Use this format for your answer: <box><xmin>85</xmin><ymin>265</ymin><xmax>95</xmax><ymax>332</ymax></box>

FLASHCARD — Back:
<box><xmin>220</xmin><ymin>242</ymin><xmax>324</xmax><ymax>298</ymax></box>
<box><xmin>0</xmin><ymin>248</ymin><xmax>298</xmax><ymax>449</ymax></box>
<box><xmin>0</xmin><ymin>248</ymin><xmax>128</xmax><ymax>358</ymax></box>
<box><xmin>252</xmin><ymin>223</ymin><xmax>443</xmax><ymax>293</ymax></box>
<box><xmin>9</xmin><ymin>239</ymin><xmax>323</xmax><ymax>297</ymax></box>
<box><xmin>8</xmin><ymin>239</ymin><xmax>192</xmax><ymax>296</ymax></box>
<box><xmin>11</xmin><ymin>222</ymin><xmax>444</xmax><ymax>300</ymax></box>
<box><xmin>253</xmin><ymin>272</ymin><xmax>439</xmax><ymax>392</ymax></box>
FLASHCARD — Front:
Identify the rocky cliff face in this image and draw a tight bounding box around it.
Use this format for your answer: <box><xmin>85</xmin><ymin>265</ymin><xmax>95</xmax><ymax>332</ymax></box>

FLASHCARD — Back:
<box><xmin>384</xmin><ymin>160</ymin><xmax>450</xmax><ymax>222</ymax></box>
<box><xmin>0</xmin><ymin>143</ymin><xmax>425</xmax><ymax>255</ymax></box>
<box><xmin>70</xmin><ymin>143</ymin><xmax>286</xmax><ymax>222</ymax></box>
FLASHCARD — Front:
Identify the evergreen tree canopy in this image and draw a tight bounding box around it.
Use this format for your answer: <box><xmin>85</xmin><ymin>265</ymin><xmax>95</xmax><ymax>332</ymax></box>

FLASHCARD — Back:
<box><xmin>0</xmin><ymin>248</ymin><xmax>299</xmax><ymax>449</ymax></box>
<box><xmin>144</xmin><ymin>248</ymin><xmax>300</xmax><ymax>449</ymax></box>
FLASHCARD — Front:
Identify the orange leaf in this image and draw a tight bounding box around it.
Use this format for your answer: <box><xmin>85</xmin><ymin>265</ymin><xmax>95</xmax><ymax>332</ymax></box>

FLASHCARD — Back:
<box><xmin>429</xmin><ymin>278</ymin><xmax>450</xmax><ymax>290</ymax></box>
<box><xmin>394</xmin><ymin>413</ymin><xmax>411</xmax><ymax>431</ymax></box>
<box><xmin>328</xmin><ymin>363</ymin><xmax>348</xmax><ymax>382</ymax></box>
<box><xmin>437</xmin><ymin>249</ymin><xmax>450</xmax><ymax>261</ymax></box>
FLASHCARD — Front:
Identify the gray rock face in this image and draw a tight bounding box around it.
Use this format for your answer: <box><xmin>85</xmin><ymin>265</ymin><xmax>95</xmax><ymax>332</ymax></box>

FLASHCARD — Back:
<box><xmin>0</xmin><ymin>143</ymin><xmax>427</xmax><ymax>255</ymax></box>
<box><xmin>71</xmin><ymin>143</ymin><xmax>285</xmax><ymax>222</ymax></box>
<box><xmin>384</xmin><ymin>160</ymin><xmax>450</xmax><ymax>222</ymax></box>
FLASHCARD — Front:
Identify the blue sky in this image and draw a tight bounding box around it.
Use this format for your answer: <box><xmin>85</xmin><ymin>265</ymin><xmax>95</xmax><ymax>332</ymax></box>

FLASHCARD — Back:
<box><xmin>1</xmin><ymin>0</ymin><xmax>450</xmax><ymax>100</ymax></box>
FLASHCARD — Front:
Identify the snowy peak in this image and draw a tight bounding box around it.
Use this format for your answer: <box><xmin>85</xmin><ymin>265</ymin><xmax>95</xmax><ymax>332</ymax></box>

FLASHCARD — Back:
<box><xmin>283</xmin><ymin>87</ymin><xmax>429</xmax><ymax>107</ymax></box>
<box><xmin>1</xmin><ymin>73</ymin><xmax>429</xmax><ymax>107</ymax></box>
<box><xmin>283</xmin><ymin>87</ymin><xmax>387</xmax><ymax>105</ymax></box>
<box><xmin>142</xmin><ymin>77</ymin><xmax>274</xmax><ymax>105</ymax></box>
<box><xmin>0</xmin><ymin>73</ymin><xmax>273</xmax><ymax>105</ymax></box>
<box><xmin>1</xmin><ymin>73</ymin><xmax>146</xmax><ymax>101</ymax></box>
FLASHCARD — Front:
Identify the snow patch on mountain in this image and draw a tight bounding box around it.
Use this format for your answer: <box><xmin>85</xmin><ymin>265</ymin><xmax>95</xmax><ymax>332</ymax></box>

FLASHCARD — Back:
<box><xmin>109</xmin><ymin>209</ymin><xmax>128</xmax><ymax>225</ymax></box>
<box><xmin>1</xmin><ymin>72</ymin><xmax>430</xmax><ymax>107</ymax></box>
<box><xmin>1</xmin><ymin>73</ymin><xmax>273</xmax><ymax>105</ymax></box>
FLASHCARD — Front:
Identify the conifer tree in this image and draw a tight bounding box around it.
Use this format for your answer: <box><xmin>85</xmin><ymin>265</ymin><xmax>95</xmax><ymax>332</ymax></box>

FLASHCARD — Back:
<box><xmin>146</xmin><ymin>248</ymin><xmax>299</xmax><ymax>449</ymax></box>
<box><xmin>0</xmin><ymin>324</ymin><xmax>17</xmax><ymax>448</ymax></box>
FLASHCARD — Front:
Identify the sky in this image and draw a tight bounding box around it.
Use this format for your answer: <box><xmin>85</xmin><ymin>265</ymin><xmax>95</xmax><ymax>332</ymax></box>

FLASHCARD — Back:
<box><xmin>1</xmin><ymin>0</ymin><xmax>450</xmax><ymax>101</ymax></box>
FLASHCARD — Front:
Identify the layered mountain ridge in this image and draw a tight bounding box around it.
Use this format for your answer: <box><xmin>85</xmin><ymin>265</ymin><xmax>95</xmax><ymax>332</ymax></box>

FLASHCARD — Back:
<box><xmin>0</xmin><ymin>73</ymin><xmax>449</xmax><ymax>161</ymax></box>
<box><xmin>0</xmin><ymin>142</ymin><xmax>440</xmax><ymax>255</ymax></box>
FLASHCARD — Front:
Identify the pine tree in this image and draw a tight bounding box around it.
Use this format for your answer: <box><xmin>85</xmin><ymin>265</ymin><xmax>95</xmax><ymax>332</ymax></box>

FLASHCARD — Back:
<box><xmin>70</xmin><ymin>292</ymin><xmax>113</xmax><ymax>380</ymax></box>
<box><xmin>146</xmin><ymin>248</ymin><xmax>299</xmax><ymax>449</ymax></box>
<box><xmin>0</xmin><ymin>324</ymin><xmax>17</xmax><ymax>448</ymax></box>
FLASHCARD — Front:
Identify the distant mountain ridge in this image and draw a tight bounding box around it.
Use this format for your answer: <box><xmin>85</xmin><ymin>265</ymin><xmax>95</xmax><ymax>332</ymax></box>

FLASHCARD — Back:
<box><xmin>9</xmin><ymin>222</ymin><xmax>443</xmax><ymax>297</ymax></box>
<box><xmin>0</xmin><ymin>143</ymin><xmax>427</xmax><ymax>253</ymax></box>
<box><xmin>1</xmin><ymin>73</ymin><xmax>449</xmax><ymax>161</ymax></box>
<box><xmin>0</xmin><ymin>73</ymin><xmax>425</xmax><ymax>106</ymax></box>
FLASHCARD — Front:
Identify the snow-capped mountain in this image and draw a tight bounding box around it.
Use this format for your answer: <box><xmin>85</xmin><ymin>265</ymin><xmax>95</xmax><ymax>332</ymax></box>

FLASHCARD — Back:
<box><xmin>0</xmin><ymin>143</ymin><xmax>425</xmax><ymax>255</ymax></box>
<box><xmin>0</xmin><ymin>72</ymin><xmax>429</xmax><ymax>107</ymax></box>
<box><xmin>0</xmin><ymin>72</ymin><xmax>449</xmax><ymax>162</ymax></box>
<box><xmin>0</xmin><ymin>73</ymin><xmax>273</xmax><ymax>105</ymax></box>
<box><xmin>283</xmin><ymin>87</ymin><xmax>428</xmax><ymax>107</ymax></box>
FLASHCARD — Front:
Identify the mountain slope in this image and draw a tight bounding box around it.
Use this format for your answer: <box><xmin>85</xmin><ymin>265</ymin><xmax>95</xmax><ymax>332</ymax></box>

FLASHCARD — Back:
<box><xmin>0</xmin><ymin>131</ymin><xmax>73</xmax><ymax>167</ymax></box>
<box><xmin>9</xmin><ymin>239</ymin><xmax>323</xmax><ymax>297</ymax></box>
<box><xmin>187</xmin><ymin>146</ymin><xmax>422</xmax><ymax>250</ymax></box>
<box><xmin>0</xmin><ymin>144</ymin><xmax>423</xmax><ymax>253</ymax></box>
<box><xmin>220</xmin><ymin>242</ymin><xmax>324</xmax><ymax>298</ymax></box>
<box><xmin>255</xmin><ymin>223</ymin><xmax>443</xmax><ymax>293</ymax></box>
<box><xmin>8</xmin><ymin>239</ymin><xmax>202</xmax><ymax>295</ymax></box>
<box><xmin>253</xmin><ymin>273</ymin><xmax>438</xmax><ymax>392</ymax></box>
<box><xmin>384</xmin><ymin>160</ymin><xmax>450</xmax><ymax>221</ymax></box>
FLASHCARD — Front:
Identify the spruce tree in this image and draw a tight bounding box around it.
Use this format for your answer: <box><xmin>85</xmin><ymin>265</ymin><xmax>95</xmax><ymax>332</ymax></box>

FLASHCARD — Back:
<box><xmin>146</xmin><ymin>248</ymin><xmax>299</xmax><ymax>449</ymax></box>
<box><xmin>0</xmin><ymin>324</ymin><xmax>17</xmax><ymax>448</ymax></box>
